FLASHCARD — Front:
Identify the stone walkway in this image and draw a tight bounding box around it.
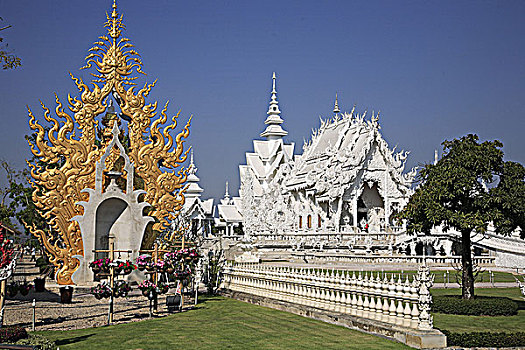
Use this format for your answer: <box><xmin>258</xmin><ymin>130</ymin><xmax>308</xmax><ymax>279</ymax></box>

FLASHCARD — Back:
<box><xmin>4</xmin><ymin>288</ymin><xmax>190</xmax><ymax>331</ymax></box>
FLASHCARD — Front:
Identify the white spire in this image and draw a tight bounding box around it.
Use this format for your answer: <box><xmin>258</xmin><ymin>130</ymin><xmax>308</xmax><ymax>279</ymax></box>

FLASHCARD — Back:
<box><xmin>260</xmin><ymin>72</ymin><xmax>288</xmax><ymax>140</ymax></box>
<box><xmin>225</xmin><ymin>181</ymin><xmax>230</xmax><ymax>199</ymax></box>
<box><xmin>434</xmin><ymin>149</ymin><xmax>438</xmax><ymax>165</ymax></box>
<box><xmin>188</xmin><ymin>149</ymin><xmax>197</xmax><ymax>175</ymax></box>
<box><xmin>333</xmin><ymin>93</ymin><xmax>340</xmax><ymax>114</ymax></box>
<box><xmin>185</xmin><ymin>149</ymin><xmax>203</xmax><ymax>199</ymax></box>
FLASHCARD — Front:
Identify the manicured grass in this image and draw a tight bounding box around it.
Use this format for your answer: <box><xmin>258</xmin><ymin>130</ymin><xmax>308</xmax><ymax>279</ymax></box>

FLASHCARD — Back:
<box><xmin>37</xmin><ymin>296</ymin><xmax>411</xmax><ymax>350</ymax></box>
<box><xmin>431</xmin><ymin>288</ymin><xmax>525</xmax><ymax>333</ymax></box>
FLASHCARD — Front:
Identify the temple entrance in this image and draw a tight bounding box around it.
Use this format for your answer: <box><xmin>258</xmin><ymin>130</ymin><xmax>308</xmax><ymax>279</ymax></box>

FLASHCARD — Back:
<box><xmin>94</xmin><ymin>198</ymin><xmax>128</xmax><ymax>259</ymax></box>
<box><xmin>357</xmin><ymin>182</ymin><xmax>384</xmax><ymax>231</ymax></box>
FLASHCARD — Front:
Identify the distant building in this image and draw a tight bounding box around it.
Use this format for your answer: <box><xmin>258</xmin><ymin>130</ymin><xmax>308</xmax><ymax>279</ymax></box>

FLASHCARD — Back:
<box><xmin>180</xmin><ymin>151</ymin><xmax>214</xmax><ymax>238</ymax></box>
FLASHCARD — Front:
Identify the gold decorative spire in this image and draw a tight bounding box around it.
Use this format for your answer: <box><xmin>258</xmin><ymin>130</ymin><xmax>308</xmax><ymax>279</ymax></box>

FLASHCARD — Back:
<box><xmin>26</xmin><ymin>2</ymin><xmax>192</xmax><ymax>285</ymax></box>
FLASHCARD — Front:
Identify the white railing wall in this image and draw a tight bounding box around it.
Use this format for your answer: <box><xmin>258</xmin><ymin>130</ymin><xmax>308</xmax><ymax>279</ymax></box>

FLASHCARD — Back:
<box><xmin>223</xmin><ymin>263</ymin><xmax>434</xmax><ymax>331</ymax></box>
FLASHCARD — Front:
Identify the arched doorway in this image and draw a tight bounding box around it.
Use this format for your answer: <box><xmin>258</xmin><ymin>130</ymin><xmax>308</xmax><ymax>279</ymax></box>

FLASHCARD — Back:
<box><xmin>95</xmin><ymin>198</ymin><xmax>128</xmax><ymax>259</ymax></box>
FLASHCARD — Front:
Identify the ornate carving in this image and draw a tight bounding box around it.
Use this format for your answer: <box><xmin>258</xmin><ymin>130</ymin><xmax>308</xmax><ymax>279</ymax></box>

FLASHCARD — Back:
<box><xmin>26</xmin><ymin>1</ymin><xmax>191</xmax><ymax>285</ymax></box>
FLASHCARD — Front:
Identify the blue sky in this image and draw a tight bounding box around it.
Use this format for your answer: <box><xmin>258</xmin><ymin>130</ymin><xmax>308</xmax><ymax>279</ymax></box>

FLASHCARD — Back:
<box><xmin>1</xmin><ymin>0</ymin><xmax>524</xmax><ymax>201</ymax></box>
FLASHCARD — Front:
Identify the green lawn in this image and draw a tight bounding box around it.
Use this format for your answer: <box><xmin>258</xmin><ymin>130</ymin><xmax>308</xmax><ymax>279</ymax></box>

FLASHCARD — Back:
<box><xmin>38</xmin><ymin>296</ymin><xmax>411</xmax><ymax>350</ymax></box>
<box><xmin>431</xmin><ymin>288</ymin><xmax>525</xmax><ymax>333</ymax></box>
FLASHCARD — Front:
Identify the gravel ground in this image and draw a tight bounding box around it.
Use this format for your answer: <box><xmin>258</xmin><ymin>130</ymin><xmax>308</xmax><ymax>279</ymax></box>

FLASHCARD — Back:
<box><xmin>3</xmin><ymin>288</ymin><xmax>189</xmax><ymax>331</ymax></box>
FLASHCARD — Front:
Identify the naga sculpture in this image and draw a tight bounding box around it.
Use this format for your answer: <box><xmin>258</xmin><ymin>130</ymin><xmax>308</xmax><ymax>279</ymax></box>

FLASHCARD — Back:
<box><xmin>25</xmin><ymin>1</ymin><xmax>191</xmax><ymax>285</ymax></box>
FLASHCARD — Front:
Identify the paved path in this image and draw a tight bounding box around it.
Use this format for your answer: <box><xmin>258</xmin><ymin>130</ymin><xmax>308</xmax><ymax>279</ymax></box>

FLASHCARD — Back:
<box><xmin>4</xmin><ymin>288</ymin><xmax>192</xmax><ymax>331</ymax></box>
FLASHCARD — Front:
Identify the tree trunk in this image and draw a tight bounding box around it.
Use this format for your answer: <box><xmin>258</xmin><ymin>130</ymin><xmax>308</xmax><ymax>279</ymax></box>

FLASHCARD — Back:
<box><xmin>461</xmin><ymin>229</ymin><xmax>475</xmax><ymax>299</ymax></box>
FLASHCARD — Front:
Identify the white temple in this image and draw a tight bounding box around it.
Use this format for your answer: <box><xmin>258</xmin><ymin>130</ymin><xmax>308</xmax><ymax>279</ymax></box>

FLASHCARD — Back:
<box><xmin>212</xmin><ymin>73</ymin><xmax>525</xmax><ymax>267</ymax></box>
<box><xmin>180</xmin><ymin>150</ymin><xmax>214</xmax><ymax>238</ymax></box>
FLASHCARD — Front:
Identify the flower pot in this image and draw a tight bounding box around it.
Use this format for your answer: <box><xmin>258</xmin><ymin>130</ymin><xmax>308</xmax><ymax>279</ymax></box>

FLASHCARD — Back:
<box><xmin>123</xmin><ymin>267</ymin><xmax>132</xmax><ymax>275</ymax></box>
<box><xmin>102</xmin><ymin>266</ymin><xmax>110</xmax><ymax>274</ymax></box>
<box><xmin>95</xmin><ymin>294</ymin><xmax>103</xmax><ymax>300</ymax></box>
<box><xmin>91</xmin><ymin>265</ymin><xmax>101</xmax><ymax>274</ymax></box>
<box><xmin>60</xmin><ymin>286</ymin><xmax>73</xmax><ymax>304</ymax></box>
<box><xmin>137</xmin><ymin>265</ymin><xmax>145</xmax><ymax>271</ymax></box>
<box><xmin>20</xmin><ymin>288</ymin><xmax>29</xmax><ymax>296</ymax></box>
<box><xmin>7</xmin><ymin>289</ymin><xmax>17</xmax><ymax>297</ymax></box>
<box><xmin>142</xmin><ymin>289</ymin><xmax>149</xmax><ymax>297</ymax></box>
<box><xmin>120</xmin><ymin>290</ymin><xmax>128</xmax><ymax>298</ymax></box>
<box><xmin>34</xmin><ymin>278</ymin><xmax>46</xmax><ymax>293</ymax></box>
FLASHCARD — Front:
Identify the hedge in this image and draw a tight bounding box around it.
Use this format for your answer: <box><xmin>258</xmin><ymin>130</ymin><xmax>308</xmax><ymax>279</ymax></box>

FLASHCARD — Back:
<box><xmin>16</xmin><ymin>334</ymin><xmax>56</xmax><ymax>350</ymax></box>
<box><xmin>432</xmin><ymin>295</ymin><xmax>518</xmax><ymax>316</ymax></box>
<box><xmin>0</xmin><ymin>325</ymin><xmax>28</xmax><ymax>343</ymax></box>
<box><xmin>442</xmin><ymin>330</ymin><xmax>525</xmax><ymax>348</ymax></box>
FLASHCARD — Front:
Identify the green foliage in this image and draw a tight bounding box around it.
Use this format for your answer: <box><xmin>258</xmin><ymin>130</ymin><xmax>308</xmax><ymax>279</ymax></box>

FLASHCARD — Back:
<box><xmin>0</xmin><ymin>160</ymin><xmax>47</xmax><ymax>233</ymax></box>
<box><xmin>441</xmin><ymin>330</ymin><xmax>525</xmax><ymax>348</ymax></box>
<box><xmin>0</xmin><ymin>21</ymin><xmax>21</xmax><ymax>69</ymax></box>
<box><xmin>432</xmin><ymin>295</ymin><xmax>518</xmax><ymax>316</ymax></box>
<box><xmin>16</xmin><ymin>334</ymin><xmax>56</xmax><ymax>350</ymax></box>
<box><xmin>398</xmin><ymin>134</ymin><xmax>516</xmax><ymax>235</ymax></box>
<box><xmin>397</xmin><ymin>134</ymin><xmax>525</xmax><ymax>298</ymax></box>
<box><xmin>0</xmin><ymin>326</ymin><xmax>28</xmax><ymax>343</ymax></box>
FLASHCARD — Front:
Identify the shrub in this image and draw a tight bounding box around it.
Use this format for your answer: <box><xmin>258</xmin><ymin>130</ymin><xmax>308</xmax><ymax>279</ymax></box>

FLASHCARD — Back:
<box><xmin>432</xmin><ymin>295</ymin><xmax>518</xmax><ymax>316</ymax></box>
<box><xmin>442</xmin><ymin>330</ymin><xmax>525</xmax><ymax>347</ymax></box>
<box><xmin>0</xmin><ymin>326</ymin><xmax>28</xmax><ymax>343</ymax></box>
<box><xmin>16</xmin><ymin>334</ymin><xmax>56</xmax><ymax>350</ymax></box>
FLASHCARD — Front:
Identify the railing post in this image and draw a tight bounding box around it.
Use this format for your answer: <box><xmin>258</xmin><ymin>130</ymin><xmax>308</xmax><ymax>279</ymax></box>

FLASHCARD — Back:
<box><xmin>416</xmin><ymin>264</ymin><xmax>434</xmax><ymax>330</ymax></box>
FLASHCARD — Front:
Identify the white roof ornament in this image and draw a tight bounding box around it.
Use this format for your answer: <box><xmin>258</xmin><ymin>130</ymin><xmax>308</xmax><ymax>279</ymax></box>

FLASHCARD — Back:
<box><xmin>260</xmin><ymin>72</ymin><xmax>288</xmax><ymax>140</ymax></box>
<box><xmin>434</xmin><ymin>149</ymin><xmax>438</xmax><ymax>165</ymax></box>
<box><xmin>333</xmin><ymin>93</ymin><xmax>340</xmax><ymax>115</ymax></box>
<box><xmin>184</xmin><ymin>149</ymin><xmax>203</xmax><ymax>198</ymax></box>
<box><xmin>225</xmin><ymin>181</ymin><xmax>230</xmax><ymax>199</ymax></box>
<box><xmin>188</xmin><ymin>149</ymin><xmax>196</xmax><ymax>175</ymax></box>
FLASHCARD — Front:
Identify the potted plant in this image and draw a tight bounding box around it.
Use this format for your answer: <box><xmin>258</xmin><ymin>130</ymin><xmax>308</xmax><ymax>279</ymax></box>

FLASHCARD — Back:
<box><xmin>175</xmin><ymin>267</ymin><xmax>191</xmax><ymax>281</ymax></box>
<box><xmin>136</xmin><ymin>255</ymin><xmax>150</xmax><ymax>271</ymax></box>
<box><xmin>118</xmin><ymin>260</ymin><xmax>136</xmax><ymax>275</ymax></box>
<box><xmin>114</xmin><ymin>280</ymin><xmax>132</xmax><ymax>297</ymax></box>
<box><xmin>18</xmin><ymin>281</ymin><xmax>32</xmax><ymax>296</ymax></box>
<box><xmin>89</xmin><ymin>260</ymin><xmax>101</xmax><ymax>274</ymax></box>
<box><xmin>138</xmin><ymin>280</ymin><xmax>156</xmax><ymax>297</ymax></box>
<box><xmin>90</xmin><ymin>258</ymin><xmax>111</xmax><ymax>274</ymax></box>
<box><xmin>59</xmin><ymin>286</ymin><xmax>74</xmax><ymax>303</ymax></box>
<box><xmin>34</xmin><ymin>256</ymin><xmax>54</xmax><ymax>292</ymax></box>
<box><xmin>154</xmin><ymin>260</ymin><xmax>166</xmax><ymax>273</ymax></box>
<box><xmin>90</xmin><ymin>283</ymin><xmax>112</xmax><ymax>300</ymax></box>
<box><xmin>157</xmin><ymin>281</ymin><xmax>169</xmax><ymax>294</ymax></box>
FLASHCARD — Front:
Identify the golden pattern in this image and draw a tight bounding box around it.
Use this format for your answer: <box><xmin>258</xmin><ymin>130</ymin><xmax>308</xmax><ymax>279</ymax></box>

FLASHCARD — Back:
<box><xmin>26</xmin><ymin>1</ymin><xmax>191</xmax><ymax>285</ymax></box>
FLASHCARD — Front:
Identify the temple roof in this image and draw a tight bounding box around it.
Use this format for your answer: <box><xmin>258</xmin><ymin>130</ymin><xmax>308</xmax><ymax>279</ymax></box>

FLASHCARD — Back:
<box><xmin>284</xmin><ymin>109</ymin><xmax>415</xmax><ymax>199</ymax></box>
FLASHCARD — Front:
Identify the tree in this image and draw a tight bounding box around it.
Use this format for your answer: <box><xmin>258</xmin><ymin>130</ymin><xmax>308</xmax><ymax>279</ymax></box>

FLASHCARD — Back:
<box><xmin>398</xmin><ymin>134</ymin><xmax>524</xmax><ymax>299</ymax></box>
<box><xmin>0</xmin><ymin>19</ymin><xmax>21</xmax><ymax>69</ymax></box>
<box><xmin>0</xmin><ymin>160</ymin><xmax>47</xmax><ymax>238</ymax></box>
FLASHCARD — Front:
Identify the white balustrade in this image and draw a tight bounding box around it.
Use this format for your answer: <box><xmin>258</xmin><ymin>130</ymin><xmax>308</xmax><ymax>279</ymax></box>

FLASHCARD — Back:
<box><xmin>222</xmin><ymin>262</ymin><xmax>434</xmax><ymax>330</ymax></box>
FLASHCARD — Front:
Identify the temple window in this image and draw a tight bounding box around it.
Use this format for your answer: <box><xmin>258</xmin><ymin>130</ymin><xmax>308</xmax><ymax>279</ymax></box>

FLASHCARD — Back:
<box><xmin>307</xmin><ymin>215</ymin><xmax>312</xmax><ymax>229</ymax></box>
<box><xmin>299</xmin><ymin>216</ymin><xmax>302</xmax><ymax>229</ymax></box>
<box><xmin>318</xmin><ymin>215</ymin><xmax>322</xmax><ymax>228</ymax></box>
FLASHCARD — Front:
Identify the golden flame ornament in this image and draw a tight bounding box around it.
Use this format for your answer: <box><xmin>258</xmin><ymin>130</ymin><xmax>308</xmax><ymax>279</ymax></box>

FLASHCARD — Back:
<box><xmin>26</xmin><ymin>1</ymin><xmax>192</xmax><ymax>285</ymax></box>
